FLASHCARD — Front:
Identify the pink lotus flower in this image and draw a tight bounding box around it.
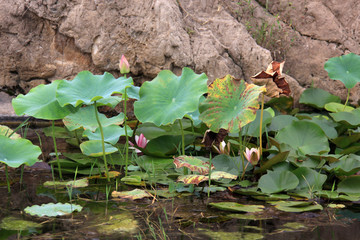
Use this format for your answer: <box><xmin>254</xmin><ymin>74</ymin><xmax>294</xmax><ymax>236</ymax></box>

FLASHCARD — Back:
<box><xmin>119</xmin><ymin>55</ymin><xmax>130</xmax><ymax>74</ymax></box>
<box><xmin>129</xmin><ymin>133</ymin><xmax>149</xmax><ymax>153</ymax></box>
<box><xmin>213</xmin><ymin>141</ymin><xmax>231</xmax><ymax>155</ymax></box>
<box><xmin>243</xmin><ymin>147</ymin><xmax>260</xmax><ymax>166</ymax></box>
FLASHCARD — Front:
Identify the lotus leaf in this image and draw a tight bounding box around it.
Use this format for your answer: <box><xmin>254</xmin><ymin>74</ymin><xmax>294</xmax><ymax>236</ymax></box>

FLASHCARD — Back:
<box><xmin>324</xmin><ymin>102</ymin><xmax>354</xmax><ymax>113</ymax></box>
<box><xmin>56</xmin><ymin>71</ymin><xmax>133</xmax><ymax>107</ymax></box>
<box><xmin>241</xmin><ymin>109</ymin><xmax>272</xmax><ymax>137</ymax></box>
<box><xmin>331</xmin><ymin>133</ymin><xmax>360</xmax><ymax>149</ymax></box>
<box><xmin>177</xmin><ymin>174</ymin><xmax>209</xmax><ymax>185</ymax></box>
<box><xmin>209</xmin><ymin>202</ymin><xmax>264</xmax><ymax>213</ymax></box>
<box><xmin>258</xmin><ymin>170</ymin><xmax>299</xmax><ymax>194</ymax></box>
<box><xmin>80</xmin><ymin>140</ymin><xmax>118</xmax><ymax>157</ymax></box>
<box><xmin>63</xmin><ymin>105</ymin><xmax>124</xmax><ymax>132</ymax></box>
<box><xmin>0</xmin><ymin>135</ymin><xmax>41</xmax><ymax>168</ymax></box>
<box><xmin>134</xmin><ymin>67</ymin><xmax>208</xmax><ymax>126</ymax></box>
<box><xmin>111</xmin><ymin>189</ymin><xmax>152</xmax><ymax>200</ymax></box>
<box><xmin>173</xmin><ymin>155</ymin><xmax>214</xmax><ymax>175</ymax></box>
<box><xmin>0</xmin><ymin>216</ymin><xmax>42</xmax><ymax>231</ymax></box>
<box><xmin>254</xmin><ymin>151</ymin><xmax>289</xmax><ymax>174</ymax></box>
<box><xmin>267</xmin><ymin>115</ymin><xmax>297</xmax><ymax>132</ymax></box>
<box><xmin>94</xmin><ymin>212</ymin><xmax>138</xmax><ymax>235</ymax></box>
<box><xmin>337</xmin><ymin>176</ymin><xmax>360</xmax><ymax>194</ymax></box>
<box><xmin>199</xmin><ymin>228</ymin><xmax>264</xmax><ymax>240</ymax></box>
<box><xmin>24</xmin><ymin>203</ymin><xmax>82</xmax><ymax>217</ymax></box>
<box><xmin>83</xmin><ymin>124</ymin><xmax>132</xmax><ymax>145</ymax></box>
<box><xmin>211</xmin><ymin>154</ymin><xmax>249</xmax><ymax>175</ymax></box>
<box><xmin>275</xmin><ymin>121</ymin><xmax>330</xmax><ymax>156</ymax></box>
<box><xmin>330</xmin><ymin>108</ymin><xmax>360</xmax><ymax>126</ymax></box>
<box><xmin>210</xmin><ymin>171</ymin><xmax>238</xmax><ymax>181</ymax></box>
<box><xmin>12</xmin><ymin>80</ymin><xmax>77</xmax><ymax>120</ymax></box>
<box><xmin>199</xmin><ymin>75</ymin><xmax>265</xmax><ymax>133</ymax></box>
<box><xmin>324</xmin><ymin>53</ymin><xmax>360</xmax><ymax>89</ymax></box>
<box><xmin>299</xmin><ymin>88</ymin><xmax>340</xmax><ymax>109</ymax></box>
<box><xmin>0</xmin><ymin>125</ymin><xmax>21</xmax><ymax>139</ymax></box>
<box><xmin>135</xmin><ymin>155</ymin><xmax>174</xmax><ymax>173</ymax></box>
<box><xmin>43</xmin><ymin>178</ymin><xmax>89</xmax><ymax>188</ymax></box>
<box><xmin>324</xmin><ymin>154</ymin><xmax>360</xmax><ymax>176</ymax></box>
<box><xmin>274</xmin><ymin>201</ymin><xmax>323</xmax><ymax>212</ymax></box>
<box><xmin>292</xmin><ymin>167</ymin><xmax>327</xmax><ymax>190</ymax></box>
<box><xmin>302</xmin><ymin>115</ymin><xmax>338</xmax><ymax>139</ymax></box>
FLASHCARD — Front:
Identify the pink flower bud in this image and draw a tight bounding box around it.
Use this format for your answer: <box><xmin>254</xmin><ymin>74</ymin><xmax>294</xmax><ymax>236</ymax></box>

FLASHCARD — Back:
<box><xmin>243</xmin><ymin>147</ymin><xmax>260</xmax><ymax>166</ymax></box>
<box><xmin>119</xmin><ymin>55</ymin><xmax>130</xmax><ymax>74</ymax></box>
<box><xmin>135</xmin><ymin>133</ymin><xmax>149</xmax><ymax>149</ymax></box>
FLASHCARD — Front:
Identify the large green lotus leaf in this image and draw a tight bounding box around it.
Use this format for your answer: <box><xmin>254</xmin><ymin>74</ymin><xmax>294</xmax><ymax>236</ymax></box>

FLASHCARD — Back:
<box><xmin>12</xmin><ymin>80</ymin><xmax>77</xmax><ymax>120</ymax></box>
<box><xmin>324</xmin><ymin>53</ymin><xmax>360</xmax><ymax>89</ymax></box>
<box><xmin>185</xmin><ymin>96</ymin><xmax>206</xmax><ymax>126</ymax></box>
<box><xmin>173</xmin><ymin>155</ymin><xmax>214</xmax><ymax>175</ymax></box>
<box><xmin>292</xmin><ymin>167</ymin><xmax>327</xmax><ymax>190</ymax></box>
<box><xmin>199</xmin><ymin>75</ymin><xmax>265</xmax><ymax>133</ymax></box>
<box><xmin>63</xmin><ymin>105</ymin><xmax>124</xmax><ymax>132</ymax></box>
<box><xmin>135</xmin><ymin>120</ymin><xmax>196</xmax><ymax>140</ymax></box>
<box><xmin>275</xmin><ymin>121</ymin><xmax>330</xmax><ymax>156</ymax></box>
<box><xmin>254</xmin><ymin>151</ymin><xmax>289</xmax><ymax>174</ymax></box>
<box><xmin>56</xmin><ymin>71</ymin><xmax>133</xmax><ymax>107</ymax></box>
<box><xmin>141</xmin><ymin>134</ymin><xmax>195</xmax><ymax>157</ymax></box>
<box><xmin>302</xmin><ymin>116</ymin><xmax>338</xmax><ymax>139</ymax></box>
<box><xmin>330</xmin><ymin>108</ymin><xmax>360</xmax><ymax>126</ymax></box>
<box><xmin>135</xmin><ymin>155</ymin><xmax>174</xmax><ymax>173</ymax></box>
<box><xmin>83</xmin><ymin>124</ymin><xmax>133</xmax><ymax>145</ymax></box>
<box><xmin>337</xmin><ymin>176</ymin><xmax>360</xmax><ymax>195</ymax></box>
<box><xmin>24</xmin><ymin>203</ymin><xmax>82</xmax><ymax>217</ymax></box>
<box><xmin>134</xmin><ymin>67</ymin><xmax>208</xmax><ymax>126</ymax></box>
<box><xmin>211</xmin><ymin>154</ymin><xmax>250</xmax><ymax>176</ymax></box>
<box><xmin>209</xmin><ymin>202</ymin><xmax>264</xmax><ymax>213</ymax></box>
<box><xmin>0</xmin><ymin>125</ymin><xmax>21</xmax><ymax>139</ymax></box>
<box><xmin>241</xmin><ymin>109</ymin><xmax>272</xmax><ymax>137</ymax></box>
<box><xmin>331</xmin><ymin>132</ymin><xmax>360</xmax><ymax>148</ymax></box>
<box><xmin>80</xmin><ymin>140</ymin><xmax>118</xmax><ymax>157</ymax></box>
<box><xmin>267</xmin><ymin>115</ymin><xmax>297</xmax><ymax>132</ymax></box>
<box><xmin>324</xmin><ymin>154</ymin><xmax>360</xmax><ymax>176</ymax></box>
<box><xmin>324</xmin><ymin>102</ymin><xmax>354</xmax><ymax>113</ymax></box>
<box><xmin>0</xmin><ymin>135</ymin><xmax>41</xmax><ymax>168</ymax></box>
<box><xmin>299</xmin><ymin>88</ymin><xmax>340</xmax><ymax>109</ymax></box>
<box><xmin>275</xmin><ymin>201</ymin><xmax>323</xmax><ymax>212</ymax></box>
<box><xmin>0</xmin><ymin>216</ymin><xmax>42</xmax><ymax>231</ymax></box>
<box><xmin>258</xmin><ymin>170</ymin><xmax>299</xmax><ymax>194</ymax></box>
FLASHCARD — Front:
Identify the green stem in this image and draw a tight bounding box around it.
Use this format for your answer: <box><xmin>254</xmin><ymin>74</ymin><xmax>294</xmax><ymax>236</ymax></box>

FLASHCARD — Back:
<box><xmin>343</xmin><ymin>88</ymin><xmax>350</xmax><ymax>111</ymax></box>
<box><xmin>179</xmin><ymin>119</ymin><xmax>187</xmax><ymax>175</ymax></box>
<box><xmin>240</xmin><ymin>162</ymin><xmax>250</xmax><ymax>181</ymax></box>
<box><xmin>5</xmin><ymin>165</ymin><xmax>10</xmax><ymax>193</ymax></box>
<box><xmin>259</xmin><ymin>93</ymin><xmax>264</xmax><ymax>159</ymax></box>
<box><xmin>94</xmin><ymin>101</ymin><xmax>110</xmax><ymax>182</ymax></box>
<box><xmin>52</xmin><ymin>120</ymin><xmax>62</xmax><ymax>179</ymax></box>
<box><xmin>124</xmin><ymin>88</ymin><xmax>129</xmax><ymax>177</ymax></box>
<box><xmin>208</xmin><ymin>153</ymin><xmax>212</xmax><ymax>197</ymax></box>
<box><xmin>239</xmin><ymin>132</ymin><xmax>245</xmax><ymax>176</ymax></box>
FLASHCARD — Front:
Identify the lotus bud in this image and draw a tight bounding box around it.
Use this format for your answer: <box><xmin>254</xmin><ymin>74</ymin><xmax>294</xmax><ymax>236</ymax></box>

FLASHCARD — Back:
<box><xmin>243</xmin><ymin>147</ymin><xmax>260</xmax><ymax>166</ymax></box>
<box><xmin>119</xmin><ymin>55</ymin><xmax>130</xmax><ymax>74</ymax></box>
<box><xmin>213</xmin><ymin>141</ymin><xmax>231</xmax><ymax>155</ymax></box>
<box><xmin>135</xmin><ymin>133</ymin><xmax>149</xmax><ymax>149</ymax></box>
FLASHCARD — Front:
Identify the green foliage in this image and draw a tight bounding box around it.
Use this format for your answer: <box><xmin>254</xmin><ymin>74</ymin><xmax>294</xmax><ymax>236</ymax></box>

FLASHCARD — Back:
<box><xmin>134</xmin><ymin>67</ymin><xmax>208</xmax><ymax>126</ymax></box>
<box><xmin>24</xmin><ymin>203</ymin><xmax>82</xmax><ymax>217</ymax></box>
<box><xmin>299</xmin><ymin>88</ymin><xmax>340</xmax><ymax>109</ymax></box>
<box><xmin>258</xmin><ymin>170</ymin><xmax>299</xmax><ymax>194</ymax></box>
<box><xmin>199</xmin><ymin>75</ymin><xmax>265</xmax><ymax>133</ymax></box>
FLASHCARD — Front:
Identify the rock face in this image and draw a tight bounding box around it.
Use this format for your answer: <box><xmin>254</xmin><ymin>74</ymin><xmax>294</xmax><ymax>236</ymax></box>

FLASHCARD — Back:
<box><xmin>1</xmin><ymin>0</ymin><xmax>360</xmax><ymax>115</ymax></box>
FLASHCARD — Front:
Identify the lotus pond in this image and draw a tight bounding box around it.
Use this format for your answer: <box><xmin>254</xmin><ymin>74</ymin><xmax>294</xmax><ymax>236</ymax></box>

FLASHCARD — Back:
<box><xmin>2</xmin><ymin>54</ymin><xmax>360</xmax><ymax>239</ymax></box>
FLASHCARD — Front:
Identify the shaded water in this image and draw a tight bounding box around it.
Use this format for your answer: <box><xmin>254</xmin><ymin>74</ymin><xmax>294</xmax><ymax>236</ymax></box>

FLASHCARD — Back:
<box><xmin>1</xmin><ymin>170</ymin><xmax>360</xmax><ymax>240</ymax></box>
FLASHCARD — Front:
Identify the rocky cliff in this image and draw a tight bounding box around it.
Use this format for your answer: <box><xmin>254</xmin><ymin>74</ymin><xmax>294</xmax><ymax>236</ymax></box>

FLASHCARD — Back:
<box><xmin>1</xmin><ymin>0</ymin><xmax>359</xmax><ymax>115</ymax></box>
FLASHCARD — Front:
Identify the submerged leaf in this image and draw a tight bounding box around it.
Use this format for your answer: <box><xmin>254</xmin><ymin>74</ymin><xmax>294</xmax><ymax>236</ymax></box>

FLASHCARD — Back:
<box><xmin>199</xmin><ymin>75</ymin><xmax>265</xmax><ymax>133</ymax></box>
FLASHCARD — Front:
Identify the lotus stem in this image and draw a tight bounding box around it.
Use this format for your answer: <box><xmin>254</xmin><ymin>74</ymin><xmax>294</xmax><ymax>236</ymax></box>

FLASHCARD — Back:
<box><xmin>208</xmin><ymin>153</ymin><xmax>212</xmax><ymax>197</ymax></box>
<box><xmin>343</xmin><ymin>88</ymin><xmax>350</xmax><ymax>111</ymax></box>
<box><xmin>239</xmin><ymin>133</ymin><xmax>245</xmax><ymax>176</ymax></box>
<box><xmin>179</xmin><ymin>119</ymin><xmax>187</xmax><ymax>175</ymax></box>
<box><xmin>52</xmin><ymin>120</ymin><xmax>62</xmax><ymax>180</ymax></box>
<box><xmin>259</xmin><ymin>93</ymin><xmax>264</xmax><ymax>159</ymax></box>
<box><xmin>124</xmin><ymin>87</ymin><xmax>129</xmax><ymax>177</ymax></box>
<box><xmin>5</xmin><ymin>165</ymin><xmax>10</xmax><ymax>193</ymax></box>
<box><xmin>240</xmin><ymin>162</ymin><xmax>250</xmax><ymax>181</ymax></box>
<box><xmin>94</xmin><ymin>101</ymin><xmax>110</xmax><ymax>182</ymax></box>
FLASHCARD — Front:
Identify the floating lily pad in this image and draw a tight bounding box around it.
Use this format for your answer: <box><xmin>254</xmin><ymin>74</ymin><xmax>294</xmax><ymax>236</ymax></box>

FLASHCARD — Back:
<box><xmin>195</xmin><ymin>186</ymin><xmax>227</xmax><ymax>193</ymax></box>
<box><xmin>258</xmin><ymin>170</ymin><xmax>299</xmax><ymax>194</ymax></box>
<box><xmin>199</xmin><ymin>228</ymin><xmax>264</xmax><ymax>240</ymax></box>
<box><xmin>199</xmin><ymin>75</ymin><xmax>265</xmax><ymax>133</ymax></box>
<box><xmin>0</xmin><ymin>135</ymin><xmax>41</xmax><ymax>168</ymax></box>
<box><xmin>274</xmin><ymin>201</ymin><xmax>323</xmax><ymax>212</ymax></box>
<box><xmin>210</xmin><ymin>171</ymin><xmax>238</xmax><ymax>181</ymax></box>
<box><xmin>43</xmin><ymin>178</ymin><xmax>89</xmax><ymax>188</ymax></box>
<box><xmin>111</xmin><ymin>189</ymin><xmax>152</xmax><ymax>200</ymax></box>
<box><xmin>24</xmin><ymin>203</ymin><xmax>82</xmax><ymax>217</ymax></box>
<box><xmin>0</xmin><ymin>216</ymin><xmax>42</xmax><ymax>231</ymax></box>
<box><xmin>173</xmin><ymin>155</ymin><xmax>214</xmax><ymax>175</ymax></box>
<box><xmin>209</xmin><ymin>202</ymin><xmax>264</xmax><ymax>213</ymax></box>
<box><xmin>134</xmin><ymin>67</ymin><xmax>208</xmax><ymax>126</ymax></box>
<box><xmin>94</xmin><ymin>213</ymin><xmax>138</xmax><ymax>235</ymax></box>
